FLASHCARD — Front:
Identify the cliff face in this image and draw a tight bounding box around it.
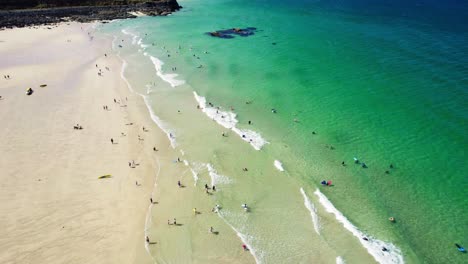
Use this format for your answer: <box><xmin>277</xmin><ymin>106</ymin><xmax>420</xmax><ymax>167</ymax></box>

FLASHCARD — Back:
<box><xmin>0</xmin><ymin>0</ymin><xmax>181</xmax><ymax>28</ymax></box>
<box><xmin>1</xmin><ymin>0</ymin><xmax>178</xmax><ymax>10</ymax></box>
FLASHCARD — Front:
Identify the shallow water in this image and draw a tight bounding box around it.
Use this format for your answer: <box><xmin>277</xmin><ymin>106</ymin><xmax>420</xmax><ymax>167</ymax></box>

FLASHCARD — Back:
<box><xmin>99</xmin><ymin>0</ymin><xmax>468</xmax><ymax>263</ymax></box>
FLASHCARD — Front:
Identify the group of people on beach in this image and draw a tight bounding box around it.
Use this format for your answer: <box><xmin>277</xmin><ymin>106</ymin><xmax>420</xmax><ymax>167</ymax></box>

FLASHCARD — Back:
<box><xmin>3</xmin><ymin>75</ymin><xmax>11</xmax><ymax>79</ymax></box>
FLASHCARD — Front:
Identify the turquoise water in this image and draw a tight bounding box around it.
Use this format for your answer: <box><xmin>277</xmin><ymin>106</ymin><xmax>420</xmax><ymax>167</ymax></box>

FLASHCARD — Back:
<box><xmin>100</xmin><ymin>0</ymin><xmax>467</xmax><ymax>263</ymax></box>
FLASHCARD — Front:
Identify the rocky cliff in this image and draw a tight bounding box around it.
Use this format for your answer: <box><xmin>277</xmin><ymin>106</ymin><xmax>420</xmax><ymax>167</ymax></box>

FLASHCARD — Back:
<box><xmin>0</xmin><ymin>0</ymin><xmax>181</xmax><ymax>28</ymax></box>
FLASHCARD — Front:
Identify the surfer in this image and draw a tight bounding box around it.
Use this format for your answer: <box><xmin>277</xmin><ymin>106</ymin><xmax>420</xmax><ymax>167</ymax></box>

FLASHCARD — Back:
<box><xmin>455</xmin><ymin>243</ymin><xmax>466</xmax><ymax>252</ymax></box>
<box><xmin>242</xmin><ymin>204</ymin><xmax>248</xmax><ymax>211</ymax></box>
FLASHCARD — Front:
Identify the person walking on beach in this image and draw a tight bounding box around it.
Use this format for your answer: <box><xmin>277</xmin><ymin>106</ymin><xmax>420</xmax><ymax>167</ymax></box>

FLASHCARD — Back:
<box><xmin>210</xmin><ymin>227</ymin><xmax>214</xmax><ymax>233</ymax></box>
<box><xmin>193</xmin><ymin>208</ymin><xmax>197</xmax><ymax>215</ymax></box>
<box><xmin>150</xmin><ymin>198</ymin><xmax>153</xmax><ymax>204</ymax></box>
<box><xmin>110</xmin><ymin>138</ymin><xmax>114</xmax><ymax>144</ymax></box>
<box><xmin>146</xmin><ymin>236</ymin><xmax>150</xmax><ymax>244</ymax></box>
<box><xmin>178</xmin><ymin>180</ymin><xmax>181</xmax><ymax>188</ymax></box>
<box><xmin>212</xmin><ymin>185</ymin><xmax>216</xmax><ymax>192</ymax></box>
<box><xmin>173</xmin><ymin>218</ymin><xmax>177</xmax><ymax>225</ymax></box>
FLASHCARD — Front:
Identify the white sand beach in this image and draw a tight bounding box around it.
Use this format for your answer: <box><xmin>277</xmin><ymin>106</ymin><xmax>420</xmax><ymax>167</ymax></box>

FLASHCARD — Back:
<box><xmin>0</xmin><ymin>23</ymin><xmax>161</xmax><ymax>264</ymax></box>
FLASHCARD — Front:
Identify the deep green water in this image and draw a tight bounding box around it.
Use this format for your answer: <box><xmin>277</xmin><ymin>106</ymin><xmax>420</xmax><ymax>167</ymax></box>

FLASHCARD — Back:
<box><xmin>100</xmin><ymin>0</ymin><xmax>467</xmax><ymax>263</ymax></box>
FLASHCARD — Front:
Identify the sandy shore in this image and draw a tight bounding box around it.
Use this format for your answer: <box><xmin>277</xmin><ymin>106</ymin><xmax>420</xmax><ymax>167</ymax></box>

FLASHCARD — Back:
<box><xmin>0</xmin><ymin>23</ymin><xmax>163</xmax><ymax>264</ymax></box>
<box><xmin>0</xmin><ymin>22</ymin><xmax>257</xmax><ymax>264</ymax></box>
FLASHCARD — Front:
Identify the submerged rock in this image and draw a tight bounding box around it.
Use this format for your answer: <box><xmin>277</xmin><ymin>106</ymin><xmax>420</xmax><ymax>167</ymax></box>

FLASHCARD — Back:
<box><xmin>206</xmin><ymin>27</ymin><xmax>257</xmax><ymax>39</ymax></box>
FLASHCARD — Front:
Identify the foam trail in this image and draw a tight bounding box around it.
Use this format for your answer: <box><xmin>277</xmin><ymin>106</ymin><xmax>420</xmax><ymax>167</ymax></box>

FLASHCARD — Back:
<box><xmin>141</xmin><ymin>95</ymin><xmax>177</xmax><ymax>148</ymax></box>
<box><xmin>217</xmin><ymin>211</ymin><xmax>262</xmax><ymax>264</ymax></box>
<box><xmin>122</xmin><ymin>29</ymin><xmax>185</xmax><ymax>87</ymax></box>
<box><xmin>206</xmin><ymin>164</ymin><xmax>232</xmax><ymax>186</ymax></box>
<box><xmin>116</xmin><ymin>54</ymin><xmax>176</xmax><ymax>148</ymax></box>
<box><xmin>144</xmin><ymin>157</ymin><xmax>161</xmax><ymax>263</ymax></box>
<box><xmin>274</xmin><ymin>160</ymin><xmax>284</xmax><ymax>172</ymax></box>
<box><xmin>193</xmin><ymin>91</ymin><xmax>268</xmax><ymax>150</ymax></box>
<box><xmin>314</xmin><ymin>189</ymin><xmax>404</xmax><ymax>264</ymax></box>
<box><xmin>149</xmin><ymin>56</ymin><xmax>185</xmax><ymax>87</ymax></box>
<box><xmin>300</xmin><ymin>188</ymin><xmax>320</xmax><ymax>235</ymax></box>
<box><xmin>120</xmin><ymin>60</ymin><xmax>135</xmax><ymax>92</ymax></box>
<box><xmin>336</xmin><ymin>256</ymin><xmax>345</xmax><ymax>264</ymax></box>
<box><xmin>121</xmin><ymin>28</ymin><xmax>140</xmax><ymax>45</ymax></box>
<box><xmin>189</xmin><ymin>168</ymin><xmax>199</xmax><ymax>186</ymax></box>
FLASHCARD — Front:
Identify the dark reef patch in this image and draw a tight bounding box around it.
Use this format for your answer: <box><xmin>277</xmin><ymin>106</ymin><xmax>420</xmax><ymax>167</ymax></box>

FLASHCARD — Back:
<box><xmin>207</xmin><ymin>27</ymin><xmax>257</xmax><ymax>39</ymax></box>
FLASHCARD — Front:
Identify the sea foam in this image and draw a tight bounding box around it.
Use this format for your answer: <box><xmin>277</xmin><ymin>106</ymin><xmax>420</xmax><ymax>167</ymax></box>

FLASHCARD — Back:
<box><xmin>314</xmin><ymin>189</ymin><xmax>404</xmax><ymax>264</ymax></box>
<box><xmin>217</xmin><ymin>210</ymin><xmax>263</xmax><ymax>264</ymax></box>
<box><xmin>123</xmin><ymin>28</ymin><xmax>185</xmax><ymax>88</ymax></box>
<box><xmin>336</xmin><ymin>256</ymin><xmax>346</xmax><ymax>264</ymax></box>
<box><xmin>206</xmin><ymin>163</ymin><xmax>232</xmax><ymax>186</ymax></box>
<box><xmin>300</xmin><ymin>188</ymin><xmax>320</xmax><ymax>235</ymax></box>
<box><xmin>141</xmin><ymin>95</ymin><xmax>177</xmax><ymax>148</ymax></box>
<box><xmin>193</xmin><ymin>91</ymin><xmax>268</xmax><ymax>150</ymax></box>
<box><xmin>274</xmin><ymin>160</ymin><xmax>284</xmax><ymax>172</ymax></box>
<box><xmin>149</xmin><ymin>56</ymin><xmax>185</xmax><ymax>87</ymax></box>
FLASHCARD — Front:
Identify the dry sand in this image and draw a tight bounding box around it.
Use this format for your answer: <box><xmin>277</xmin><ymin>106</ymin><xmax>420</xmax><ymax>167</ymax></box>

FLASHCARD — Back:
<box><xmin>0</xmin><ymin>23</ymin><xmax>160</xmax><ymax>264</ymax></box>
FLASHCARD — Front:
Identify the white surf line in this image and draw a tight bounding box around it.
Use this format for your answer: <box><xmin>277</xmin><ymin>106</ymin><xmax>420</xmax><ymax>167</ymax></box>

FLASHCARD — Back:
<box><xmin>314</xmin><ymin>189</ymin><xmax>404</xmax><ymax>264</ymax></box>
<box><xmin>206</xmin><ymin>163</ymin><xmax>232</xmax><ymax>186</ymax></box>
<box><xmin>148</xmin><ymin>55</ymin><xmax>185</xmax><ymax>88</ymax></box>
<box><xmin>141</xmin><ymin>95</ymin><xmax>177</xmax><ymax>148</ymax></box>
<box><xmin>116</xmin><ymin>52</ymin><xmax>177</xmax><ymax>149</ymax></box>
<box><xmin>144</xmin><ymin>156</ymin><xmax>161</xmax><ymax>263</ymax></box>
<box><xmin>120</xmin><ymin>59</ymin><xmax>135</xmax><ymax>92</ymax></box>
<box><xmin>274</xmin><ymin>160</ymin><xmax>284</xmax><ymax>172</ymax></box>
<box><xmin>193</xmin><ymin>91</ymin><xmax>268</xmax><ymax>150</ymax></box>
<box><xmin>217</xmin><ymin>211</ymin><xmax>262</xmax><ymax>264</ymax></box>
<box><xmin>300</xmin><ymin>188</ymin><xmax>320</xmax><ymax>235</ymax></box>
<box><xmin>181</xmin><ymin>159</ymin><xmax>198</xmax><ymax>186</ymax></box>
<box><xmin>123</xmin><ymin>28</ymin><xmax>185</xmax><ymax>88</ymax></box>
<box><xmin>336</xmin><ymin>256</ymin><xmax>346</xmax><ymax>264</ymax></box>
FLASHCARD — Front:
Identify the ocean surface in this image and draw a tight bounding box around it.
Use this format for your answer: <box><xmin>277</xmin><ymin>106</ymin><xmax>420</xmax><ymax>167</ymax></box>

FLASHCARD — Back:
<box><xmin>98</xmin><ymin>0</ymin><xmax>467</xmax><ymax>263</ymax></box>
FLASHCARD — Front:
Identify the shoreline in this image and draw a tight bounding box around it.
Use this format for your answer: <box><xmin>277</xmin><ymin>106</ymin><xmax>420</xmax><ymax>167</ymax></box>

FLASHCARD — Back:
<box><xmin>106</xmin><ymin>21</ymin><xmax>404</xmax><ymax>264</ymax></box>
